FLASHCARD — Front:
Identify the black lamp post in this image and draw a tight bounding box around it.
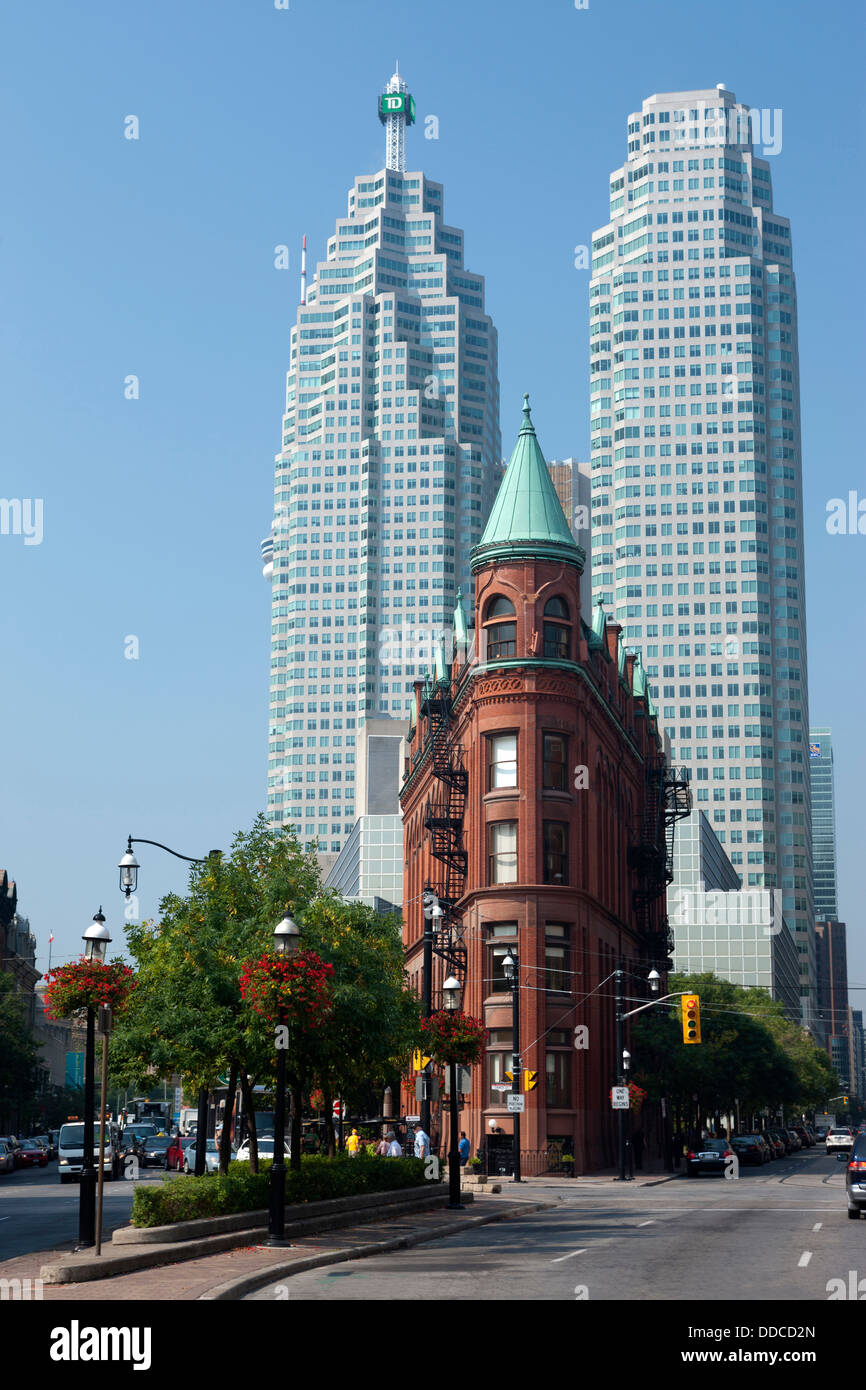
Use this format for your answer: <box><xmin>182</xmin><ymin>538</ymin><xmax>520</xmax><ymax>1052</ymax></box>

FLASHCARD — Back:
<box><xmin>269</xmin><ymin>913</ymin><xmax>300</xmax><ymax>1246</ymax></box>
<box><xmin>118</xmin><ymin>835</ymin><xmax>221</xmax><ymax>1176</ymax></box>
<box><xmin>442</xmin><ymin>973</ymin><xmax>464</xmax><ymax>1210</ymax></box>
<box><xmin>502</xmin><ymin>950</ymin><xmax>521</xmax><ymax>1183</ymax></box>
<box><xmin>79</xmin><ymin>908</ymin><xmax>111</xmax><ymax>1248</ymax></box>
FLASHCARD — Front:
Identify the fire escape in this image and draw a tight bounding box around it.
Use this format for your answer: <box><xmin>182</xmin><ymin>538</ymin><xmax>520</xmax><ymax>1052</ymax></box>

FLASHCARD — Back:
<box><xmin>420</xmin><ymin>672</ymin><xmax>468</xmax><ymax>987</ymax></box>
<box><xmin>628</xmin><ymin>761</ymin><xmax>692</xmax><ymax>967</ymax></box>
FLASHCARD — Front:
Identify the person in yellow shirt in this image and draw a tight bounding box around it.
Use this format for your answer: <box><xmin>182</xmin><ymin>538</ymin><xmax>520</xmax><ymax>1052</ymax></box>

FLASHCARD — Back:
<box><xmin>346</xmin><ymin>1128</ymin><xmax>361</xmax><ymax>1157</ymax></box>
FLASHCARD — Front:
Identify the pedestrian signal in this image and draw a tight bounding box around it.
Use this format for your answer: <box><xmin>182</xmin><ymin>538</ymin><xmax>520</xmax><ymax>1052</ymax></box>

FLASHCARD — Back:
<box><xmin>681</xmin><ymin>994</ymin><xmax>701</xmax><ymax>1044</ymax></box>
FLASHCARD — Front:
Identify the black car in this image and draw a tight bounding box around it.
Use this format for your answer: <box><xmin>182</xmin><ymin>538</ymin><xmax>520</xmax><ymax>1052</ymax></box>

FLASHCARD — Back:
<box><xmin>846</xmin><ymin>1135</ymin><xmax>866</xmax><ymax>1219</ymax></box>
<box><xmin>685</xmin><ymin>1138</ymin><xmax>735</xmax><ymax>1177</ymax></box>
<box><xmin>730</xmin><ymin>1134</ymin><xmax>770</xmax><ymax>1166</ymax></box>
<box><xmin>140</xmin><ymin>1136</ymin><xmax>173</xmax><ymax>1168</ymax></box>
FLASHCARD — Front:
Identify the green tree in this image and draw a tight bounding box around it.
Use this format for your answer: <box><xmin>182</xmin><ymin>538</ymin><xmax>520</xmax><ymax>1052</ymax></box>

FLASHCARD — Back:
<box><xmin>0</xmin><ymin>973</ymin><xmax>42</xmax><ymax>1132</ymax></box>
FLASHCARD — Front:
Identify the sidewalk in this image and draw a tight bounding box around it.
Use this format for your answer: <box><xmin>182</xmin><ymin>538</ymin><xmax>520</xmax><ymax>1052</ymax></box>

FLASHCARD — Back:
<box><xmin>0</xmin><ymin>1193</ymin><xmax>555</xmax><ymax>1302</ymax></box>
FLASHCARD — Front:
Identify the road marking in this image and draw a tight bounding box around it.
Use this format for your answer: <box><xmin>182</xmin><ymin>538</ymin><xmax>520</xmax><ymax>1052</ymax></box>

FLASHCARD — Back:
<box><xmin>798</xmin><ymin>1251</ymin><xmax>812</xmax><ymax>1267</ymax></box>
<box><xmin>637</xmin><ymin>1220</ymin><xmax>654</xmax><ymax>1227</ymax></box>
<box><xmin>551</xmin><ymin>1247</ymin><xmax>588</xmax><ymax>1263</ymax></box>
<box><xmin>812</xmin><ymin>1223</ymin><xmax>822</xmax><ymax>1231</ymax></box>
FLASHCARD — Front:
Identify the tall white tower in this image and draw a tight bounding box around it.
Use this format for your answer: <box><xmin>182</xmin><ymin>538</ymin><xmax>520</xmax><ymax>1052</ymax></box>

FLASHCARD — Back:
<box><xmin>379</xmin><ymin>64</ymin><xmax>415</xmax><ymax>173</ymax></box>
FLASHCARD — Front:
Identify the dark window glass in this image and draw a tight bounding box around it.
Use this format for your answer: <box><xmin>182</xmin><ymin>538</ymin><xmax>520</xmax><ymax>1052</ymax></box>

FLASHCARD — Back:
<box><xmin>543</xmin><ymin>821</ymin><xmax>568</xmax><ymax>884</ymax></box>
<box><xmin>487</xmin><ymin>622</ymin><xmax>516</xmax><ymax>659</ymax></box>
<box><xmin>543</xmin><ymin>623</ymin><xmax>569</xmax><ymax>659</ymax></box>
<box><xmin>545</xmin><ymin>943</ymin><xmax>569</xmax><ymax>992</ymax></box>
<box><xmin>543</xmin><ymin>733</ymin><xmax>568</xmax><ymax>790</ymax></box>
<box><xmin>544</xmin><ymin>596</ymin><xmax>570</xmax><ymax>619</ymax></box>
<box><xmin>546</xmin><ymin>1052</ymin><xmax>571</xmax><ymax>1108</ymax></box>
<box><xmin>487</xmin><ymin>595</ymin><xmax>516</xmax><ymax>618</ymax></box>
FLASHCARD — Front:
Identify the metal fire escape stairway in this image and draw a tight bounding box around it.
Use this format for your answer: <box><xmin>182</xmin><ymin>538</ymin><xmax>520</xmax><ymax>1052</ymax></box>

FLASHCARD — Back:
<box><xmin>628</xmin><ymin>761</ymin><xmax>692</xmax><ymax>967</ymax></box>
<box><xmin>420</xmin><ymin>674</ymin><xmax>468</xmax><ymax>983</ymax></box>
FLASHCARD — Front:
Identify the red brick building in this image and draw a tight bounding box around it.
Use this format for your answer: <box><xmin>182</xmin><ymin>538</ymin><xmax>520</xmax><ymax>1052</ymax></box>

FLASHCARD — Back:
<box><xmin>401</xmin><ymin>398</ymin><xmax>689</xmax><ymax>1174</ymax></box>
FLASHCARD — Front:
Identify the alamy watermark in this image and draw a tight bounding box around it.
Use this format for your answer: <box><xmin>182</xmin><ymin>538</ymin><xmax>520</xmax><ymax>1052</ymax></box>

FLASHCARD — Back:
<box><xmin>0</xmin><ymin>498</ymin><xmax>42</xmax><ymax>545</ymax></box>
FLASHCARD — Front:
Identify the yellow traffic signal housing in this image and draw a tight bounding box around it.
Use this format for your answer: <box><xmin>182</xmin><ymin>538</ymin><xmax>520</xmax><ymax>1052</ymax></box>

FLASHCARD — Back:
<box><xmin>524</xmin><ymin>1070</ymin><xmax>538</xmax><ymax>1092</ymax></box>
<box><xmin>412</xmin><ymin>1050</ymin><xmax>432</xmax><ymax>1072</ymax></box>
<box><xmin>681</xmin><ymin>994</ymin><xmax>701</xmax><ymax>1044</ymax></box>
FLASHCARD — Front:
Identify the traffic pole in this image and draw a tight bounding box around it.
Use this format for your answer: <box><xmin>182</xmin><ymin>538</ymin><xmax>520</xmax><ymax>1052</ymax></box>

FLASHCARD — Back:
<box><xmin>511</xmin><ymin>960</ymin><xmax>521</xmax><ymax>1183</ymax></box>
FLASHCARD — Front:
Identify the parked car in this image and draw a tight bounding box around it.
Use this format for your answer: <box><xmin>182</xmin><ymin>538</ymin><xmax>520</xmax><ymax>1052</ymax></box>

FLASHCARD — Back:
<box><xmin>165</xmin><ymin>1135</ymin><xmax>196</xmax><ymax>1171</ymax></box>
<box><xmin>792</xmin><ymin>1124</ymin><xmax>813</xmax><ymax>1148</ymax></box>
<box><xmin>0</xmin><ymin>1139</ymin><xmax>16</xmax><ymax>1174</ymax></box>
<box><xmin>730</xmin><ymin>1134</ymin><xmax>770</xmax><ymax>1167</ymax></box>
<box><xmin>785</xmin><ymin>1129</ymin><xmax>802</xmax><ymax>1152</ymax></box>
<box><xmin>234</xmin><ymin>1136</ymin><xmax>291</xmax><ymax>1164</ymax></box>
<box><xmin>763</xmin><ymin>1132</ymin><xmax>785</xmax><ymax>1159</ymax></box>
<box><xmin>120</xmin><ymin>1123</ymin><xmax>159</xmax><ymax>1154</ymax></box>
<box><xmin>30</xmin><ymin>1134</ymin><xmax>57</xmax><ymax>1160</ymax></box>
<box><xmin>684</xmin><ymin>1138</ymin><xmax>734</xmax><ymax>1177</ymax></box>
<box><xmin>827</xmin><ymin>1127</ymin><xmax>855</xmax><ymax>1157</ymax></box>
<box><xmin>846</xmin><ymin>1135</ymin><xmax>866</xmax><ymax>1219</ymax></box>
<box><xmin>770</xmin><ymin>1128</ymin><xmax>795</xmax><ymax>1155</ymax></box>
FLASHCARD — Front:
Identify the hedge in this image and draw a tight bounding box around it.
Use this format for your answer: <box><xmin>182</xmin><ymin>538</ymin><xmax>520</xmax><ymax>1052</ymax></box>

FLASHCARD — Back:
<box><xmin>130</xmin><ymin>1153</ymin><xmax>435</xmax><ymax>1228</ymax></box>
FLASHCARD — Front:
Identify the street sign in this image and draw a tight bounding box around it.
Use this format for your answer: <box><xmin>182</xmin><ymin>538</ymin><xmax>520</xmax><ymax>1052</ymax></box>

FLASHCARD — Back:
<box><xmin>405</xmin><ymin>1115</ymin><xmax>420</xmax><ymax>1123</ymax></box>
<box><xmin>492</xmin><ymin>1082</ymin><xmax>512</xmax><ymax>1092</ymax></box>
<box><xmin>506</xmin><ymin>1094</ymin><xmax>525</xmax><ymax>1113</ymax></box>
<box><xmin>611</xmin><ymin>1086</ymin><xmax>629</xmax><ymax>1110</ymax></box>
<box><xmin>412</xmin><ymin>1051</ymin><xmax>432</xmax><ymax>1072</ymax></box>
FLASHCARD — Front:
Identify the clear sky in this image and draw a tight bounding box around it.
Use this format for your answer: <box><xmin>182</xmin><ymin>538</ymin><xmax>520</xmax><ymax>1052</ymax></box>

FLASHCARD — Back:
<box><xmin>2</xmin><ymin>0</ymin><xmax>864</xmax><ymax>997</ymax></box>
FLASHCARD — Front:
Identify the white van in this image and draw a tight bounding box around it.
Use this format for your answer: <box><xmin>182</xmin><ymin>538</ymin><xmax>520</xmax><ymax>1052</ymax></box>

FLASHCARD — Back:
<box><xmin>58</xmin><ymin>1121</ymin><xmax>121</xmax><ymax>1184</ymax></box>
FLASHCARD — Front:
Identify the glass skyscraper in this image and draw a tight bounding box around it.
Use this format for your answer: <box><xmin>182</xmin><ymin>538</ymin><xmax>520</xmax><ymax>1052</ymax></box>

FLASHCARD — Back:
<box><xmin>265</xmin><ymin>69</ymin><xmax>500</xmax><ymax>854</ymax></box>
<box><xmin>589</xmin><ymin>86</ymin><xmax>814</xmax><ymax>1020</ymax></box>
<box><xmin>809</xmin><ymin>727</ymin><xmax>839</xmax><ymax>921</ymax></box>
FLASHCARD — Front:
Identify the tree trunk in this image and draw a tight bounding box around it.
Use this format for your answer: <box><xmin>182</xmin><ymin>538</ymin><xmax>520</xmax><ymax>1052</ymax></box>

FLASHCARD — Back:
<box><xmin>219</xmin><ymin>1061</ymin><xmax>239</xmax><ymax>1175</ymax></box>
<box><xmin>240</xmin><ymin>1073</ymin><xmax>258</xmax><ymax>1175</ymax></box>
<box><xmin>290</xmin><ymin>1082</ymin><xmax>303</xmax><ymax>1172</ymax></box>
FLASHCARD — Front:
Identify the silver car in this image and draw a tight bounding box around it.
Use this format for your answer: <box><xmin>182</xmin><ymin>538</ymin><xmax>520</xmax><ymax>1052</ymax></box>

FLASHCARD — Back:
<box><xmin>183</xmin><ymin>1139</ymin><xmax>221</xmax><ymax>1173</ymax></box>
<box><xmin>0</xmin><ymin>1138</ymin><xmax>15</xmax><ymax>1174</ymax></box>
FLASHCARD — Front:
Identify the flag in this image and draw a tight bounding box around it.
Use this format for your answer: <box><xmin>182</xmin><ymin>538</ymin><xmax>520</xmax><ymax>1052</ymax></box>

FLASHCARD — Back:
<box><xmin>49</xmin><ymin>934</ymin><xmax>55</xmax><ymax>942</ymax></box>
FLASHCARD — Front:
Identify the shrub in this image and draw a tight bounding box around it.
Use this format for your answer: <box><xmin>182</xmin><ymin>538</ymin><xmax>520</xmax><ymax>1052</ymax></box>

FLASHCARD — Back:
<box><xmin>130</xmin><ymin>1153</ymin><xmax>434</xmax><ymax>1228</ymax></box>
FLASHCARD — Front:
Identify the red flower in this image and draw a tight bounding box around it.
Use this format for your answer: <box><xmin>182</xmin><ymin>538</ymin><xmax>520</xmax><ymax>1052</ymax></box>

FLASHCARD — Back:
<box><xmin>420</xmin><ymin>1010</ymin><xmax>487</xmax><ymax>1066</ymax></box>
<box><xmin>240</xmin><ymin>948</ymin><xmax>334</xmax><ymax>1027</ymax></box>
<box><xmin>43</xmin><ymin>958</ymin><xmax>135</xmax><ymax>1020</ymax></box>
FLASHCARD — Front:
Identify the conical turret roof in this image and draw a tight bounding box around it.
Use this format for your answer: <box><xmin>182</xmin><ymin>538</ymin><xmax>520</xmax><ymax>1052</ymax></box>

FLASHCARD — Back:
<box><xmin>471</xmin><ymin>395</ymin><xmax>585</xmax><ymax>573</ymax></box>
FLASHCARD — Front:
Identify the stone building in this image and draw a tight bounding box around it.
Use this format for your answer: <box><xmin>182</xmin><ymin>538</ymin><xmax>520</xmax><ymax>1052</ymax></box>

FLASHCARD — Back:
<box><xmin>401</xmin><ymin>399</ymin><xmax>689</xmax><ymax>1173</ymax></box>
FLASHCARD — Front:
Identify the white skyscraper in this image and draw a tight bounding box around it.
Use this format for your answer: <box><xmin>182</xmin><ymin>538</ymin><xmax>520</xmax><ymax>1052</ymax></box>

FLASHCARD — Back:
<box><xmin>589</xmin><ymin>86</ymin><xmax>814</xmax><ymax>1021</ymax></box>
<box><xmin>265</xmin><ymin>70</ymin><xmax>500</xmax><ymax>859</ymax></box>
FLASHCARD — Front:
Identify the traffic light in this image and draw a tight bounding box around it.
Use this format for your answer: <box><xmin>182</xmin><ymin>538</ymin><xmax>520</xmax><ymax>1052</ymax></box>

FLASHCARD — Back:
<box><xmin>681</xmin><ymin>994</ymin><xmax>701</xmax><ymax>1044</ymax></box>
<box><xmin>524</xmin><ymin>1070</ymin><xmax>538</xmax><ymax>1092</ymax></box>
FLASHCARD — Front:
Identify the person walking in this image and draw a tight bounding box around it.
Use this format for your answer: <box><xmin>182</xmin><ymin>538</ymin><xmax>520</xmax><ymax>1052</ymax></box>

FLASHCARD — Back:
<box><xmin>458</xmin><ymin>1132</ymin><xmax>471</xmax><ymax>1166</ymax></box>
<box><xmin>375</xmin><ymin>1133</ymin><xmax>390</xmax><ymax>1157</ymax></box>
<box><xmin>413</xmin><ymin>1126</ymin><xmax>430</xmax><ymax>1160</ymax></box>
<box><xmin>346</xmin><ymin>1128</ymin><xmax>361</xmax><ymax>1157</ymax></box>
<box><xmin>386</xmin><ymin>1131</ymin><xmax>403</xmax><ymax>1157</ymax></box>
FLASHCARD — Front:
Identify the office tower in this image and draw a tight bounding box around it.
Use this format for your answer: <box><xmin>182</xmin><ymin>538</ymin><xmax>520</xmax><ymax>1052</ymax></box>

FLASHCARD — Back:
<box><xmin>548</xmin><ymin>458</ymin><xmax>593</xmax><ymax>616</ymax></box>
<box><xmin>265</xmin><ymin>69</ymin><xmax>501</xmax><ymax>856</ymax></box>
<box><xmin>815</xmin><ymin>919</ymin><xmax>848</xmax><ymax>1063</ymax></box>
<box><xmin>809</xmin><ymin>727</ymin><xmax>839</xmax><ymax>921</ymax></box>
<box><xmin>589</xmin><ymin>86</ymin><xmax>814</xmax><ymax>1022</ymax></box>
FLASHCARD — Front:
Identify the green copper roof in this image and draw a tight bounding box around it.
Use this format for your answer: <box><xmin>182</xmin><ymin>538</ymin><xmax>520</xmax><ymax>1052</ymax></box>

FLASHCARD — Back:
<box><xmin>433</xmin><ymin>636</ymin><xmax>448</xmax><ymax>686</ymax></box>
<box><xmin>407</xmin><ymin>696</ymin><xmax>416</xmax><ymax>732</ymax></box>
<box><xmin>453</xmin><ymin>588</ymin><xmax>469</xmax><ymax>646</ymax></box>
<box><xmin>592</xmin><ymin>598</ymin><xmax>606</xmax><ymax>639</ymax></box>
<box><xmin>471</xmin><ymin>396</ymin><xmax>584</xmax><ymax>570</ymax></box>
<box><xmin>632</xmin><ymin>652</ymin><xmax>647</xmax><ymax>699</ymax></box>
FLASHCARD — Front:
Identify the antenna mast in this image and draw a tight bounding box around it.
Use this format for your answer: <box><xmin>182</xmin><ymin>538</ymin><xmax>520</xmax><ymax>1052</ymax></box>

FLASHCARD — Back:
<box><xmin>378</xmin><ymin>64</ymin><xmax>415</xmax><ymax>173</ymax></box>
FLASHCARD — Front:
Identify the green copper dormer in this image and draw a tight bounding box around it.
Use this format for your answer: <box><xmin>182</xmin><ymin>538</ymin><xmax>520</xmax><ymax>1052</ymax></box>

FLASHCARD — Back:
<box><xmin>586</xmin><ymin>598</ymin><xmax>605</xmax><ymax>653</ymax></box>
<box><xmin>407</xmin><ymin>696</ymin><xmax>416</xmax><ymax>734</ymax></box>
<box><xmin>433</xmin><ymin>635</ymin><xmax>448</xmax><ymax>686</ymax></box>
<box><xmin>453</xmin><ymin>588</ymin><xmax>469</xmax><ymax>647</ymax></box>
<box><xmin>618</xmin><ymin>638</ymin><xmax>627</xmax><ymax>683</ymax></box>
<box><xmin>471</xmin><ymin>395</ymin><xmax>586</xmax><ymax>574</ymax></box>
<box><xmin>632</xmin><ymin>651</ymin><xmax>647</xmax><ymax>700</ymax></box>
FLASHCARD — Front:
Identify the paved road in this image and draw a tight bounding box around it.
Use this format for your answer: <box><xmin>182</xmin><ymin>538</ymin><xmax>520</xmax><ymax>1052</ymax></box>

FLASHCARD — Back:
<box><xmin>249</xmin><ymin>1148</ymin><xmax>862</xmax><ymax>1301</ymax></box>
<box><xmin>0</xmin><ymin>1162</ymin><xmax>169</xmax><ymax>1260</ymax></box>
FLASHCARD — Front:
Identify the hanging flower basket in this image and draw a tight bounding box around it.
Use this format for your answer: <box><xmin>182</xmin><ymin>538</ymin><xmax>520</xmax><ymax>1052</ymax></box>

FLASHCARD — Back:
<box><xmin>42</xmin><ymin>957</ymin><xmax>135</xmax><ymax>1021</ymax></box>
<box><xmin>240</xmin><ymin>948</ymin><xmax>334</xmax><ymax>1026</ymax></box>
<box><xmin>308</xmin><ymin>1088</ymin><xmax>325</xmax><ymax>1113</ymax></box>
<box><xmin>628</xmin><ymin>1081</ymin><xmax>647</xmax><ymax>1111</ymax></box>
<box><xmin>420</xmin><ymin>1010</ymin><xmax>487</xmax><ymax>1067</ymax></box>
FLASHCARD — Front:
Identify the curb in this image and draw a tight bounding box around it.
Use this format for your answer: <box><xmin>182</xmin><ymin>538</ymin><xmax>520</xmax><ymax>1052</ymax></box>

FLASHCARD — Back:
<box><xmin>201</xmin><ymin>1199</ymin><xmax>558</xmax><ymax>1300</ymax></box>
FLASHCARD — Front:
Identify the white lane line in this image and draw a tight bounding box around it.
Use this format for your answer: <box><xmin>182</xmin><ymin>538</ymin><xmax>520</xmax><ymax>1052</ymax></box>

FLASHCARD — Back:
<box><xmin>798</xmin><ymin>1251</ymin><xmax>812</xmax><ymax>1267</ymax></box>
<box><xmin>551</xmin><ymin>1247</ymin><xmax>588</xmax><ymax>1263</ymax></box>
<box><xmin>637</xmin><ymin>1220</ymin><xmax>654</xmax><ymax>1227</ymax></box>
<box><xmin>813</xmin><ymin>1223</ymin><xmax>823</xmax><ymax>1232</ymax></box>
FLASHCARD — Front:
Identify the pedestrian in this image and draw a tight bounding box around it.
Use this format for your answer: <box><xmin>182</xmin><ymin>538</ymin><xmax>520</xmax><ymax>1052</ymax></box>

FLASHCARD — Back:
<box><xmin>346</xmin><ymin>1128</ymin><xmax>361</xmax><ymax>1157</ymax></box>
<box><xmin>413</xmin><ymin>1126</ymin><xmax>431</xmax><ymax>1160</ymax></box>
<box><xmin>458</xmin><ymin>1132</ymin><xmax>471</xmax><ymax>1166</ymax></box>
<box><xmin>376</xmin><ymin>1133</ymin><xmax>390</xmax><ymax>1157</ymax></box>
<box><xmin>386</xmin><ymin>1131</ymin><xmax>403</xmax><ymax>1157</ymax></box>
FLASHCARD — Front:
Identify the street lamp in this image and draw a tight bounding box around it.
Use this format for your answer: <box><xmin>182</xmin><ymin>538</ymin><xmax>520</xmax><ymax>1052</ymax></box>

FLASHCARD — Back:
<box><xmin>118</xmin><ymin>834</ymin><xmax>222</xmax><ymax>1171</ymax></box>
<box><xmin>442</xmin><ymin>973</ymin><xmax>463</xmax><ymax>1209</ymax></box>
<box><xmin>648</xmin><ymin>969</ymin><xmax>660</xmax><ymax>994</ymax></box>
<box><xmin>79</xmin><ymin>909</ymin><xmax>111</xmax><ymax>1248</ymax></box>
<box><xmin>270</xmin><ymin>913</ymin><xmax>300</xmax><ymax>1245</ymax></box>
<box><xmin>502</xmin><ymin>951</ymin><xmax>521</xmax><ymax>1183</ymax></box>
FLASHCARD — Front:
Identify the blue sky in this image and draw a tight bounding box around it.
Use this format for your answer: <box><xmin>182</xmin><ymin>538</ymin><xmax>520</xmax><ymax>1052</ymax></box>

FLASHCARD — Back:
<box><xmin>2</xmin><ymin>0</ymin><xmax>864</xmax><ymax>995</ymax></box>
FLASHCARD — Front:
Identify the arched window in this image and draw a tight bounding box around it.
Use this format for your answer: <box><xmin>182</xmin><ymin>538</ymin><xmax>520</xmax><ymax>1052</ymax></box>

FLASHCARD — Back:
<box><xmin>543</xmin><ymin>595</ymin><xmax>571</xmax><ymax>661</ymax></box>
<box><xmin>484</xmin><ymin>594</ymin><xmax>516</xmax><ymax>660</ymax></box>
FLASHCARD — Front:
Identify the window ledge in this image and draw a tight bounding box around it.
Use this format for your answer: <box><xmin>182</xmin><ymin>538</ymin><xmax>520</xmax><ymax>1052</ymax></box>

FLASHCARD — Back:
<box><xmin>539</xmin><ymin>789</ymin><xmax>574</xmax><ymax>802</ymax></box>
<box><xmin>485</xmin><ymin>789</ymin><xmax>523</xmax><ymax>803</ymax></box>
